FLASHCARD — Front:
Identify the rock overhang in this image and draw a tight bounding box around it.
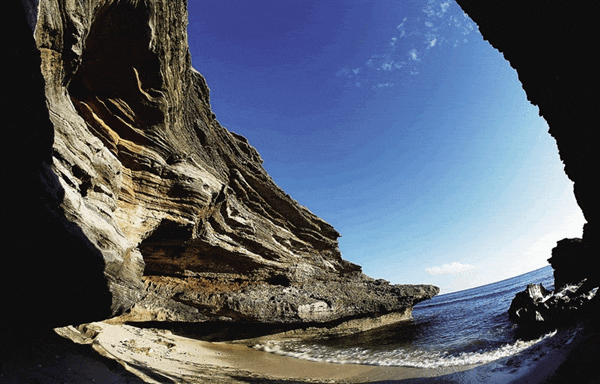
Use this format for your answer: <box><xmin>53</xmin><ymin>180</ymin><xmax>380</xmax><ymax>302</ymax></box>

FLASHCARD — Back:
<box><xmin>2</xmin><ymin>0</ymin><xmax>439</xmax><ymax>329</ymax></box>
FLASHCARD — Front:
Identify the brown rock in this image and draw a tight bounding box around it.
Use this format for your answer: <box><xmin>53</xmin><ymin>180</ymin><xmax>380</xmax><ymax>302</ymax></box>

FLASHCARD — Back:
<box><xmin>1</xmin><ymin>0</ymin><xmax>437</xmax><ymax>328</ymax></box>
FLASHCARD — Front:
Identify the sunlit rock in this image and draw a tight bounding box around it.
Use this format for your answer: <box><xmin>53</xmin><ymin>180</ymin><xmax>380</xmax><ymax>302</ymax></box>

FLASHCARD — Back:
<box><xmin>1</xmin><ymin>0</ymin><xmax>438</xmax><ymax>328</ymax></box>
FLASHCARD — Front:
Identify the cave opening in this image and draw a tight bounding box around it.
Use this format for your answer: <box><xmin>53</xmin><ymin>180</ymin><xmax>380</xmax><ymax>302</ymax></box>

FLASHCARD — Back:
<box><xmin>185</xmin><ymin>0</ymin><xmax>586</xmax><ymax>292</ymax></box>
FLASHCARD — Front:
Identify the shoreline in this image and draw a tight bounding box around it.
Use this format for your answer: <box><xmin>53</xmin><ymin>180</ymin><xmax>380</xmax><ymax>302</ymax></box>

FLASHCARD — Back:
<box><xmin>57</xmin><ymin>321</ymin><xmax>481</xmax><ymax>383</ymax></box>
<box><xmin>2</xmin><ymin>319</ymin><xmax>598</xmax><ymax>383</ymax></box>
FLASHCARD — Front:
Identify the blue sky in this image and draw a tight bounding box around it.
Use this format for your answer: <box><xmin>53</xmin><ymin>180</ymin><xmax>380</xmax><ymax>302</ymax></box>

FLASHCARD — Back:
<box><xmin>187</xmin><ymin>0</ymin><xmax>584</xmax><ymax>293</ymax></box>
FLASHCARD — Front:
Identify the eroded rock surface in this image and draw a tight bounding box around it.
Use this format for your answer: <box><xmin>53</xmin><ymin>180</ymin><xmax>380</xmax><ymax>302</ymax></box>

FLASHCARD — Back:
<box><xmin>2</xmin><ymin>0</ymin><xmax>438</xmax><ymax>328</ymax></box>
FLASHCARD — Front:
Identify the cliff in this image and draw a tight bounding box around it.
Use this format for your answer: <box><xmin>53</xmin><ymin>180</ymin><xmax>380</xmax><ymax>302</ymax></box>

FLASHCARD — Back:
<box><xmin>455</xmin><ymin>1</ymin><xmax>600</xmax><ymax>290</ymax></box>
<box><xmin>1</xmin><ymin>0</ymin><xmax>437</xmax><ymax>329</ymax></box>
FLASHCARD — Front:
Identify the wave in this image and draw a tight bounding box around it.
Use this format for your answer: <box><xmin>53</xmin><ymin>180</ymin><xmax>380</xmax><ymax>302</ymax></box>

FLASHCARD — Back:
<box><xmin>252</xmin><ymin>330</ymin><xmax>557</xmax><ymax>368</ymax></box>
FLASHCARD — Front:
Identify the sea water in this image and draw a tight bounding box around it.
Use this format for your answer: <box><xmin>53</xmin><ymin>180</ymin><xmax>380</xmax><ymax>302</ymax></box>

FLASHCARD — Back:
<box><xmin>254</xmin><ymin>266</ymin><xmax>570</xmax><ymax>369</ymax></box>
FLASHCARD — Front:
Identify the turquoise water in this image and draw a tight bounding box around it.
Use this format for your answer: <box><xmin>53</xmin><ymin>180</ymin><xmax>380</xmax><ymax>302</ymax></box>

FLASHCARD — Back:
<box><xmin>254</xmin><ymin>266</ymin><xmax>566</xmax><ymax>368</ymax></box>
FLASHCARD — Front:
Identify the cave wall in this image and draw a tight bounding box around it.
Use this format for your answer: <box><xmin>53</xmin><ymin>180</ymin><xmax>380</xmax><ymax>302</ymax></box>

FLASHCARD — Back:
<box><xmin>456</xmin><ymin>1</ymin><xmax>600</xmax><ymax>286</ymax></box>
<box><xmin>0</xmin><ymin>0</ymin><xmax>112</xmax><ymax>328</ymax></box>
<box><xmin>1</xmin><ymin>0</ymin><xmax>437</xmax><ymax>328</ymax></box>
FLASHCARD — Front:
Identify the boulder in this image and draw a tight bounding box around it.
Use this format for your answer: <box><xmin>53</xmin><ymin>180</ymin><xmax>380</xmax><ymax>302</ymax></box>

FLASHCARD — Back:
<box><xmin>508</xmin><ymin>281</ymin><xmax>599</xmax><ymax>326</ymax></box>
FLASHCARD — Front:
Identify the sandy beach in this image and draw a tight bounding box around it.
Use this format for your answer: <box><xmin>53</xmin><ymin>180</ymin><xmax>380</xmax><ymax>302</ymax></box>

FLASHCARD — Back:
<box><xmin>2</xmin><ymin>319</ymin><xmax>599</xmax><ymax>384</ymax></box>
<box><xmin>54</xmin><ymin>321</ymin><xmax>480</xmax><ymax>383</ymax></box>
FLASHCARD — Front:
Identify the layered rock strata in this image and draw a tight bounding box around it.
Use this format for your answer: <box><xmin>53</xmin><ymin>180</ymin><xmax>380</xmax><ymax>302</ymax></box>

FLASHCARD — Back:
<box><xmin>1</xmin><ymin>0</ymin><xmax>437</xmax><ymax>328</ymax></box>
<box><xmin>455</xmin><ymin>2</ymin><xmax>600</xmax><ymax>290</ymax></box>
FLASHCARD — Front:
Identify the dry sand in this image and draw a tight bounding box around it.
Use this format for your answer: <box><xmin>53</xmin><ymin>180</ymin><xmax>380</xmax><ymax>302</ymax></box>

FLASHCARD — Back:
<box><xmin>53</xmin><ymin>321</ymin><xmax>478</xmax><ymax>383</ymax></box>
<box><xmin>3</xmin><ymin>319</ymin><xmax>600</xmax><ymax>383</ymax></box>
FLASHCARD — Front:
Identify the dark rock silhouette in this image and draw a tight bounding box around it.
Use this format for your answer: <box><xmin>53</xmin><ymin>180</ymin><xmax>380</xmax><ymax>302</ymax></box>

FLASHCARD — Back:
<box><xmin>1</xmin><ymin>0</ymin><xmax>112</xmax><ymax>328</ymax></box>
<box><xmin>457</xmin><ymin>1</ymin><xmax>600</xmax><ymax>325</ymax></box>
<box><xmin>508</xmin><ymin>281</ymin><xmax>599</xmax><ymax>326</ymax></box>
<box><xmin>455</xmin><ymin>1</ymin><xmax>600</xmax><ymax>290</ymax></box>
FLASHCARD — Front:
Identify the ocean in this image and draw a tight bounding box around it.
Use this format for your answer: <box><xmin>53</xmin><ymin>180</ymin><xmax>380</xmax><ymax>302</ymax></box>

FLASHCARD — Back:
<box><xmin>253</xmin><ymin>265</ymin><xmax>580</xmax><ymax>374</ymax></box>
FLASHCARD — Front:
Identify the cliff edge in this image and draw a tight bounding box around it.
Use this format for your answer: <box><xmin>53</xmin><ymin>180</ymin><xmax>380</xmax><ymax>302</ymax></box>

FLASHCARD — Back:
<box><xmin>1</xmin><ymin>0</ymin><xmax>437</xmax><ymax>329</ymax></box>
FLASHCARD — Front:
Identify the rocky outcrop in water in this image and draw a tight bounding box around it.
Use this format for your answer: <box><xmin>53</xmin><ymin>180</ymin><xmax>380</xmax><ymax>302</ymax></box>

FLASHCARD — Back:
<box><xmin>1</xmin><ymin>0</ymin><xmax>437</xmax><ymax>328</ymax></box>
<box><xmin>509</xmin><ymin>239</ymin><xmax>600</xmax><ymax>327</ymax></box>
<box><xmin>454</xmin><ymin>2</ymin><xmax>600</xmax><ymax>292</ymax></box>
<box><xmin>508</xmin><ymin>281</ymin><xmax>599</xmax><ymax>327</ymax></box>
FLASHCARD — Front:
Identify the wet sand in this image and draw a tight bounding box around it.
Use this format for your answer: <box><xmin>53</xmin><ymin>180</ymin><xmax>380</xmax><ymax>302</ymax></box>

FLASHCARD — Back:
<box><xmin>55</xmin><ymin>321</ymin><xmax>479</xmax><ymax>383</ymax></box>
<box><xmin>2</xmin><ymin>320</ymin><xmax>600</xmax><ymax>383</ymax></box>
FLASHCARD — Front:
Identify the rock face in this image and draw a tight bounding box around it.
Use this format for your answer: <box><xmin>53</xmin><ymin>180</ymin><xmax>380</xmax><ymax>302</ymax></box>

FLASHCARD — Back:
<box><xmin>548</xmin><ymin>238</ymin><xmax>600</xmax><ymax>291</ymax></box>
<box><xmin>509</xmin><ymin>239</ymin><xmax>600</xmax><ymax>327</ymax></box>
<box><xmin>456</xmin><ymin>1</ymin><xmax>600</xmax><ymax>325</ymax></box>
<box><xmin>454</xmin><ymin>1</ymin><xmax>600</xmax><ymax>290</ymax></box>
<box><xmin>1</xmin><ymin>0</ymin><xmax>437</xmax><ymax>328</ymax></box>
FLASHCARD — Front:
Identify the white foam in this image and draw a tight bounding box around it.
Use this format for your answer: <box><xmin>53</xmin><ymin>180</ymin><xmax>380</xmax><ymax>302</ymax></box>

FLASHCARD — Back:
<box><xmin>253</xmin><ymin>330</ymin><xmax>557</xmax><ymax>368</ymax></box>
<box><xmin>586</xmin><ymin>287</ymin><xmax>598</xmax><ymax>300</ymax></box>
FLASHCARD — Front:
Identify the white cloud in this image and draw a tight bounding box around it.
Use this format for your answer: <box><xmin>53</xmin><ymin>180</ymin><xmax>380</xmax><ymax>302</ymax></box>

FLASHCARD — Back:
<box><xmin>424</xmin><ymin>0</ymin><xmax>451</xmax><ymax>19</ymax></box>
<box><xmin>335</xmin><ymin>2</ymin><xmax>480</xmax><ymax>88</ymax></box>
<box><xmin>423</xmin><ymin>6</ymin><xmax>435</xmax><ymax>18</ymax></box>
<box><xmin>464</xmin><ymin>22</ymin><xmax>475</xmax><ymax>35</ymax></box>
<box><xmin>397</xmin><ymin>17</ymin><xmax>408</xmax><ymax>38</ymax></box>
<box><xmin>442</xmin><ymin>271</ymin><xmax>484</xmax><ymax>293</ymax></box>
<box><xmin>409</xmin><ymin>49</ymin><xmax>419</xmax><ymax>61</ymax></box>
<box><xmin>426</xmin><ymin>262</ymin><xmax>477</xmax><ymax>276</ymax></box>
<box><xmin>440</xmin><ymin>1</ymin><xmax>450</xmax><ymax>14</ymax></box>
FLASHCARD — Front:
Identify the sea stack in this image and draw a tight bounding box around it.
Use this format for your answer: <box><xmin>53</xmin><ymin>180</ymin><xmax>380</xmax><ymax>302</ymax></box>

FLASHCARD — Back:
<box><xmin>1</xmin><ymin>0</ymin><xmax>437</xmax><ymax>330</ymax></box>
